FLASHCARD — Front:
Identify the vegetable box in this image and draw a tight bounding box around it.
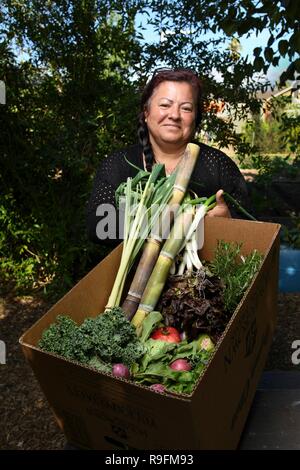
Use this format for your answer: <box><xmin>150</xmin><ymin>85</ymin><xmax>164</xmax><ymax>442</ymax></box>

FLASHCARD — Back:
<box><xmin>19</xmin><ymin>217</ymin><xmax>280</xmax><ymax>450</ymax></box>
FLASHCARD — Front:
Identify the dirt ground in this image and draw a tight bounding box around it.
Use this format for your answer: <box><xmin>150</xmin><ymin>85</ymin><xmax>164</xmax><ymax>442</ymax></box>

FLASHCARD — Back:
<box><xmin>0</xmin><ymin>292</ymin><xmax>300</xmax><ymax>450</ymax></box>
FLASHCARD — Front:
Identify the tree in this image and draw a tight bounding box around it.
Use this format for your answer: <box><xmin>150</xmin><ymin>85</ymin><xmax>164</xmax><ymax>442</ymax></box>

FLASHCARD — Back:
<box><xmin>144</xmin><ymin>0</ymin><xmax>299</xmax><ymax>82</ymax></box>
<box><xmin>212</xmin><ymin>0</ymin><xmax>300</xmax><ymax>84</ymax></box>
<box><xmin>0</xmin><ymin>1</ymin><xmax>144</xmax><ymax>295</ymax></box>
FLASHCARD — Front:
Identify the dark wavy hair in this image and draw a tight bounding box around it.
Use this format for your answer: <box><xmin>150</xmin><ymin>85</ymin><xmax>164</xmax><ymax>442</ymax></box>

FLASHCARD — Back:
<box><xmin>138</xmin><ymin>69</ymin><xmax>203</xmax><ymax>171</ymax></box>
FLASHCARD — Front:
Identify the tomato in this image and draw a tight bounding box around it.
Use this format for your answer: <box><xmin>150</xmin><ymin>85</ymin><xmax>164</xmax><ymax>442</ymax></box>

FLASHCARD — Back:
<box><xmin>151</xmin><ymin>326</ymin><xmax>181</xmax><ymax>343</ymax></box>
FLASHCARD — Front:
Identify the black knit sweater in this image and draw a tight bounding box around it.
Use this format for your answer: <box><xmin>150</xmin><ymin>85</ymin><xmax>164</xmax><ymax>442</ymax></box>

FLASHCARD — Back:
<box><xmin>86</xmin><ymin>143</ymin><xmax>249</xmax><ymax>245</ymax></box>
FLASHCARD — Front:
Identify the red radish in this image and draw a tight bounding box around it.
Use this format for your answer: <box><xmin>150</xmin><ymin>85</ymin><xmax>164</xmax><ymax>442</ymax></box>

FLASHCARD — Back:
<box><xmin>151</xmin><ymin>326</ymin><xmax>181</xmax><ymax>343</ymax></box>
<box><xmin>150</xmin><ymin>384</ymin><xmax>165</xmax><ymax>393</ymax></box>
<box><xmin>169</xmin><ymin>359</ymin><xmax>191</xmax><ymax>371</ymax></box>
<box><xmin>112</xmin><ymin>363</ymin><xmax>130</xmax><ymax>378</ymax></box>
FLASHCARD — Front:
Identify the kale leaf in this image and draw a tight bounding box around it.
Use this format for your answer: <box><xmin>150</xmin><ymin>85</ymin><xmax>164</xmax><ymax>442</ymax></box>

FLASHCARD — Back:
<box><xmin>38</xmin><ymin>307</ymin><xmax>144</xmax><ymax>368</ymax></box>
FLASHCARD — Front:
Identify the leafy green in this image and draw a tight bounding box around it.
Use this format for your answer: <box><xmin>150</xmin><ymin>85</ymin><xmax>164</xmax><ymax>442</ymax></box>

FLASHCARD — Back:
<box><xmin>158</xmin><ymin>269</ymin><xmax>226</xmax><ymax>342</ymax></box>
<box><xmin>132</xmin><ymin>338</ymin><xmax>213</xmax><ymax>395</ymax></box>
<box><xmin>140</xmin><ymin>339</ymin><xmax>177</xmax><ymax>370</ymax></box>
<box><xmin>88</xmin><ymin>356</ymin><xmax>112</xmax><ymax>373</ymax></box>
<box><xmin>39</xmin><ymin>307</ymin><xmax>145</xmax><ymax>368</ymax></box>
<box><xmin>140</xmin><ymin>311</ymin><xmax>163</xmax><ymax>343</ymax></box>
<box><xmin>38</xmin><ymin>315</ymin><xmax>92</xmax><ymax>362</ymax></box>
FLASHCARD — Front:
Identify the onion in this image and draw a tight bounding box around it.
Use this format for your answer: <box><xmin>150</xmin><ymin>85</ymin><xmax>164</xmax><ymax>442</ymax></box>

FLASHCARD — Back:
<box><xmin>150</xmin><ymin>384</ymin><xmax>165</xmax><ymax>393</ymax></box>
<box><xmin>180</xmin><ymin>331</ymin><xmax>186</xmax><ymax>341</ymax></box>
<box><xmin>169</xmin><ymin>359</ymin><xmax>191</xmax><ymax>371</ymax></box>
<box><xmin>112</xmin><ymin>363</ymin><xmax>130</xmax><ymax>378</ymax></box>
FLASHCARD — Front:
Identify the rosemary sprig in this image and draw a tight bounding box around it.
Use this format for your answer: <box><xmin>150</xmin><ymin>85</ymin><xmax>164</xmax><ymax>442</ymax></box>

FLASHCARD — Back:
<box><xmin>209</xmin><ymin>240</ymin><xmax>263</xmax><ymax>313</ymax></box>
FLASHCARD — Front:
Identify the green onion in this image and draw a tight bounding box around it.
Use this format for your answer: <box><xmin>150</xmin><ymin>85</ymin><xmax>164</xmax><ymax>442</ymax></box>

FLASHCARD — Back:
<box><xmin>106</xmin><ymin>164</ymin><xmax>175</xmax><ymax>309</ymax></box>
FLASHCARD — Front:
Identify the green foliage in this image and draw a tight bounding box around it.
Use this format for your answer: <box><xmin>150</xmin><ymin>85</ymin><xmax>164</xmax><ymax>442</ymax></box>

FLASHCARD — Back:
<box><xmin>209</xmin><ymin>241</ymin><xmax>263</xmax><ymax>313</ymax></box>
<box><xmin>237</xmin><ymin>94</ymin><xmax>300</xmax><ymax>170</ymax></box>
<box><xmin>190</xmin><ymin>0</ymin><xmax>300</xmax><ymax>83</ymax></box>
<box><xmin>241</xmin><ymin>96</ymin><xmax>297</xmax><ymax>156</ymax></box>
<box><xmin>140</xmin><ymin>0</ymin><xmax>298</xmax><ymax>152</ymax></box>
<box><xmin>0</xmin><ymin>2</ymin><xmax>142</xmax><ymax>297</ymax></box>
<box><xmin>280</xmin><ymin>111</ymin><xmax>300</xmax><ymax>157</ymax></box>
<box><xmin>252</xmin><ymin>155</ymin><xmax>300</xmax><ymax>180</ymax></box>
<box><xmin>39</xmin><ymin>307</ymin><xmax>145</xmax><ymax>367</ymax></box>
<box><xmin>0</xmin><ymin>194</ymin><xmax>34</xmax><ymax>289</ymax></box>
<box><xmin>243</xmin><ymin>116</ymin><xmax>283</xmax><ymax>155</ymax></box>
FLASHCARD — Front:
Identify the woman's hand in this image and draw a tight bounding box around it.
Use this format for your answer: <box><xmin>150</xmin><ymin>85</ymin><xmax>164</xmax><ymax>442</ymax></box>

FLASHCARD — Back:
<box><xmin>207</xmin><ymin>189</ymin><xmax>231</xmax><ymax>218</ymax></box>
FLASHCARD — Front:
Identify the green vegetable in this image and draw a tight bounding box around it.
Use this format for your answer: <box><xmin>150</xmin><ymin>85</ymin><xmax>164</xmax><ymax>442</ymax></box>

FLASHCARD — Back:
<box><xmin>223</xmin><ymin>192</ymin><xmax>257</xmax><ymax>221</ymax></box>
<box><xmin>139</xmin><ymin>311</ymin><xmax>163</xmax><ymax>343</ymax></box>
<box><xmin>107</xmin><ymin>164</ymin><xmax>175</xmax><ymax>309</ymax></box>
<box><xmin>39</xmin><ymin>307</ymin><xmax>145</xmax><ymax>368</ymax></box>
<box><xmin>38</xmin><ymin>315</ymin><xmax>93</xmax><ymax>362</ymax></box>
<box><xmin>139</xmin><ymin>339</ymin><xmax>177</xmax><ymax>371</ymax></box>
<box><xmin>88</xmin><ymin>356</ymin><xmax>112</xmax><ymax>373</ymax></box>
<box><xmin>132</xmin><ymin>338</ymin><xmax>213</xmax><ymax>394</ymax></box>
<box><xmin>209</xmin><ymin>240</ymin><xmax>263</xmax><ymax>312</ymax></box>
<box><xmin>132</xmin><ymin>194</ymin><xmax>216</xmax><ymax>333</ymax></box>
<box><xmin>122</xmin><ymin>143</ymin><xmax>201</xmax><ymax>319</ymax></box>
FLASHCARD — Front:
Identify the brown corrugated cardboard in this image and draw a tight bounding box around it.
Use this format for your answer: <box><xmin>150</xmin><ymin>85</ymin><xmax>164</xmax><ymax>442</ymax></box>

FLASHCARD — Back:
<box><xmin>20</xmin><ymin>217</ymin><xmax>280</xmax><ymax>449</ymax></box>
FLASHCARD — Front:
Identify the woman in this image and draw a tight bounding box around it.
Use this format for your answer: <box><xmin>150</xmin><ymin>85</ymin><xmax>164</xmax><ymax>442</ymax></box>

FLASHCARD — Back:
<box><xmin>87</xmin><ymin>69</ymin><xmax>249</xmax><ymax>244</ymax></box>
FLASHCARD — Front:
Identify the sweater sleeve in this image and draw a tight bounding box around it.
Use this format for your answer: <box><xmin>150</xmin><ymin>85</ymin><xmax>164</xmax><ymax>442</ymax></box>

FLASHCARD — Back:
<box><xmin>86</xmin><ymin>164</ymin><xmax>118</xmax><ymax>246</ymax></box>
<box><xmin>86</xmin><ymin>145</ymin><xmax>142</xmax><ymax>246</ymax></box>
<box><xmin>216</xmin><ymin>150</ymin><xmax>250</xmax><ymax>218</ymax></box>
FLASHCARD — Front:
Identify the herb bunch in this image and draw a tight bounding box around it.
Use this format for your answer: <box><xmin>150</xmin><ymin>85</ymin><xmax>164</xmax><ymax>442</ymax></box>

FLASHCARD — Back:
<box><xmin>209</xmin><ymin>240</ymin><xmax>263</xmax><ymax>313</ymax></box>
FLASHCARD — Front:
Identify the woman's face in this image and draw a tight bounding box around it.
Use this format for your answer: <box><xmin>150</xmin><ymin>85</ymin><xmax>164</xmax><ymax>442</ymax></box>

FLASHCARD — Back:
<box><xmin>144</xmin><ymin>81</ymin><xmax>197</xmax><ymax>148</ymax></box>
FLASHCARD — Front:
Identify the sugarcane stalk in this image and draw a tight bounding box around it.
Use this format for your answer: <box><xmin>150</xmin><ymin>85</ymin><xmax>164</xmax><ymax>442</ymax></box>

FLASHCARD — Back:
<box><xmin>122</xmin><ymin>143</ymin><xmax>200</xmax><ymax>319</ymax></box>
<box><xmin>131</xmin><ymin>205</ymin><xmax>194</xmax><ymax>335</ymax></box>
<box><xmin>106</xmin><ymin>165</ymin><xmax>167</xmax><ymax>309</ymax></box>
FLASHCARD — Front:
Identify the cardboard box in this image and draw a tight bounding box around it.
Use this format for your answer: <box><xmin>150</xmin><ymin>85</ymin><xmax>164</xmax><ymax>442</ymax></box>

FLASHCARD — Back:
<box><xmin>20</xmin><ymin>217</ymin><xmax>280</xmax><ymax>450</ymax></box>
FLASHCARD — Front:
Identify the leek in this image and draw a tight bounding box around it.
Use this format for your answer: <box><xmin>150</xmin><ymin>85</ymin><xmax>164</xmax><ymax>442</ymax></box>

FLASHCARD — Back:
<box><xmin>106</xmin><ymin>165</ymin><xmax>176</xmax><ymax>309</ymax></box>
